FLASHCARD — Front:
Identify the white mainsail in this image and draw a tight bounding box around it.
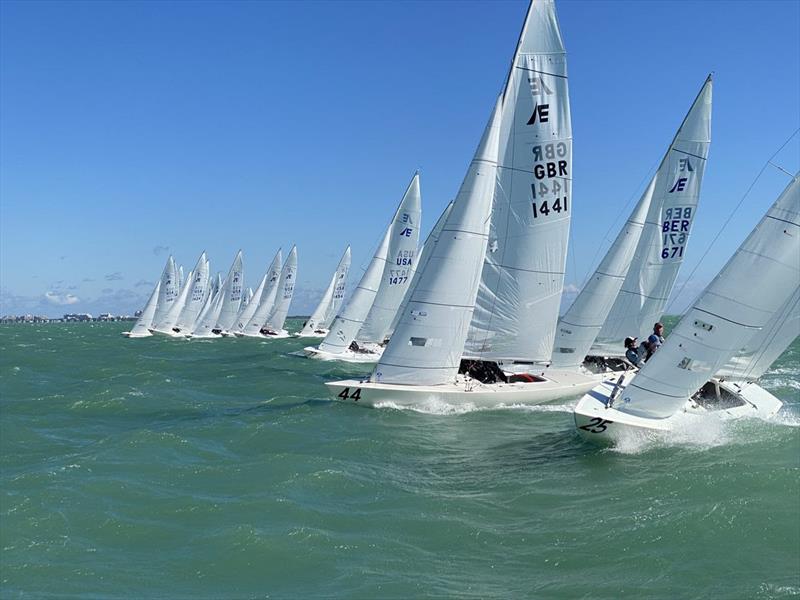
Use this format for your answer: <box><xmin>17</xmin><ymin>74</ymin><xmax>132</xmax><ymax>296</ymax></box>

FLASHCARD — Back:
<box><xmin>265</xmin><ymin>246</ymin><xmax>297</xmax><ymax>332</ymax></box>
<box><xmin>617</xmin><ymin>173</ymin><xmax>800</xmax><ymax>419</ymax></box>
<box><xmin>214</xmin><ymin>250</ymin><xmax>244</xmax><ymax>333</ymax></box>
<box><xmin>387</xmin><ymin>201</ymin><xmax>455</xmax><ymax>338</ymax></box>
<box><xmin>174</xmin><ymin>252</ymin><xmax>210</xmax><ymax>333</ymax></box>
<box><xmin>299</xmin><ymin>245</ymin><xmax>352</xmax><ymax>336</ymax></box>
<box><xmin>716</xmin><ymin>285</ymin><xmax>800</xmax><ymax>381</ymax></box>
<box><xmin>150</xmin><ymin>256</ymin><xmax>179</xmax><ymax>329</ymax></box>
<box><xmin>373</xmin><ymin>97</ymin><xmax>501</xmax><ymax>385</ymax></box>
<box><xmin>592</xmin><ymin>76</ymin><xmax>713</xmax><ymax>356</ymax></box>
<box><xmin>318</xmin><ymin>229</ymin><xmax>391</xmax><ymax>354</ymax></box>
<box><xmin>465</xmin><ymin>0</ymin><xmax>573</xmax><ymax>363</ymax></box>
<box><xmin>243</xmin><ymin>287</ymin><xmax>254</xmax><ymax>307</ymax></box>
<box><xmin>322</xmin><ymin>246</ymin><xmax>352</xmax><ymax>328</ymax></box>
<box><xmin>358</xmin><ymin>173</ymin><xmax>422</xmax><ymax>343</ymax></box>
<box><xmin>127</xmin><ymin>281</ymin><xmax>161</xmax><ymax>337</ymax></box>
<box><xmin>240</xmin><ymin>249</ymin><xmax>283</xmax><ymax>337</ymax></box>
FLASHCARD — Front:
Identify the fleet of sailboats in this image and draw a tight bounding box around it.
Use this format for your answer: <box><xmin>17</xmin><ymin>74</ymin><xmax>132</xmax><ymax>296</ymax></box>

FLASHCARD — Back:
<box><xmin>120</xmin><ymin>0</ymin><xmax>796</xmax><ymax>441</ymax></box>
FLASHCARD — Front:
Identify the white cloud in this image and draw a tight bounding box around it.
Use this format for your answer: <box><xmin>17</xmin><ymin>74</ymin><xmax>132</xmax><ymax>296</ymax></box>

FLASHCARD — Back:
<box><xmin>44</xmin><ymin>291</ymin><xmax>80</xmax><ymax>305</ymax></box>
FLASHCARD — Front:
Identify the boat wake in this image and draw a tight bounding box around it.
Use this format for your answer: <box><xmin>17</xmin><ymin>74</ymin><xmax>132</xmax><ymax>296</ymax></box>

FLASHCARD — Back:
<box><xmin>371</xmin><ymin>399</ymin><xmax>578</xmax><ymax>416</ymax></box>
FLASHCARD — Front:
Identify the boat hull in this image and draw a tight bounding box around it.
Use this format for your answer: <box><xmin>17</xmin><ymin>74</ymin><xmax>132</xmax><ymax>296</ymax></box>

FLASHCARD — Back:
<box><xmin>149</xmin><ymin>328</ymin><xmax>186</xmax><ymax>338</ymax></box>
<box><xmin>293</xmin><ymin>331</ymin><xmax>327</xmax><ymax>338</ymax></box>
<box><xmin>325</xmin><ymin>369</ymin><xmax>606</xmax><ymax>408</ymax></box>
<box><xmin>304</xmin><ymin>345</ymin><xmax>383</xmax><ymax>363</ymax></box>
<box><xmin>573</xmin><ymin>376</ymin><xmax>784</xmax><ymax>444</ymax></box>
<box><xmin>121</xmin><ymin>330</ymin><xmax>152</xmax><ymax>338</ymax></box>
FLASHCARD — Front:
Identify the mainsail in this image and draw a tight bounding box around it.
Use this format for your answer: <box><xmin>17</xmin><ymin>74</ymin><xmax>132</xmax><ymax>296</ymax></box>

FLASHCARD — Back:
<box><xmin>358</xmin><ymin>173</ymin><xmax>422</xmax><ymax>343</ymax></box>
<box><xmin>265</xmin><ymin>245</ymin><xmax>297</xmax><ymax>332</ymax></box>
<box><xmin>234</xmin><ymin>273</ymin><xmax>267</xmax><ymax>333</ymax></box>
<box><xmin>154</xmin><ymin>268</ymin><xmax>194</xmax><ymax>333</ymax></box>
<box><xmin>150</xmin><ymin>256</ymin><xmax>179</xmax><ymax>329</ymax></box>
<box><xmin>241</xmin><ymin>249</ymin><xmax>283</xmax><ymax>337</ymax></box>
<box><xmin>214</xmin><ymin>250</ymin><xmax>244</xmax><ymax>332</ymax></box>
<box><xmin>373</xmin><ymin>97</ymin><xmax>501</xmax><ymax>385</ymax></box>
<box><xmin>592</xmin><ymin>76</ymin><xmax>713</xmax><ymax>356</ymax></box>
<box><xmin>300</xmin><ymin>245</ymin><xmax>351</xmax><ymax>335</ymax></box>
<box><xmin>174</xmin><ymin>252</ymin><xmax>210</xmax><ymax>333</ymax></box>
<box><xmin>128</xmin><ymin>281</ymin><xmax>161</xmax><ymax>336</ymax></box>
<box><xmin>465</xmin><ymin>0</ymin><xmax>573</xmax><ymax>363</ymax></box>
<box><xmin>618</xmin><ymin>173</ymin><xmax>800</xmax><ymax>419</ymax></box>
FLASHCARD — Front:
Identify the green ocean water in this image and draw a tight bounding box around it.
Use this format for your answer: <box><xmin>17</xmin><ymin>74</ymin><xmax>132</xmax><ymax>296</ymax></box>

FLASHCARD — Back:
<box><xmin>1</xmin><ymin>318</ymin><xmax>798</xmax><ymax>599</ymax></box>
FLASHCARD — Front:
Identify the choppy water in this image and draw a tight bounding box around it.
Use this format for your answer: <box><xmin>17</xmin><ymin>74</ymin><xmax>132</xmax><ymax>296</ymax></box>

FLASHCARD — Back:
<box><xmin>1</xmin><ymin>319</ymin><xmax>798</xmax><ymax>599</ymax></box>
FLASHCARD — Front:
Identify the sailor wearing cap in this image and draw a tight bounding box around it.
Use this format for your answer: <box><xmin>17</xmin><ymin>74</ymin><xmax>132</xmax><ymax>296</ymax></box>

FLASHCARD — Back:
<box><xmin>624</xmin><ymin>336</ymin><xmax>644</xmax><ymax>367</ymax></box>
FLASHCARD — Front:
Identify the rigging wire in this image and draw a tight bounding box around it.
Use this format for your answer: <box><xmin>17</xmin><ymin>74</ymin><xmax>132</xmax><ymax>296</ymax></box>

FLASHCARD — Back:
<box><xmin>665</xmin><ymin>128</ymin><xmax>799</xmax><ymax>314</ymax></box>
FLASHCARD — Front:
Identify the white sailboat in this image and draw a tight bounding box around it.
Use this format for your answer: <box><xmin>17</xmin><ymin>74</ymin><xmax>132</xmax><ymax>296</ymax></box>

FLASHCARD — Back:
<box><xmin>152</xmin><ymin>266</ymin><xmax>194</xmax><ymax>337</ymax></box>
<box><xmin>297</xmin><ymin>245</ymin><xmax>352</xmax><ymax>337</ymax></box>
<box><xmin>212</xmin><ymin>250</ymin><xmax>244</xmax><ymax>335</ymax></box>
<box><xmin>190</xmin><ymin>252</ymin><xmax>242</xmax><ymax>339</ymax></box>
<box><xmin>574</xmin><ymin>173</ymin><xmax>800</xmax><ymax>443</ymax></box>
<box><xmin>228</xmin><ymin>273</ymin><xmax>267</xmax><ymax>336</ymax></box>
<box><xmin>237</xmin><ymin>249</ymin><xmax>283</xmax><ymax>338</ymax></box>
<box><xmin>261</xmin><ymin>245</ymin><xmax>298</xmax><ymax>338</ymax></box>
<box><xmin>553</xmin><ymin>75</ymin><xmax>713</xmax><ymax>372</ymax></box>
<box><xmin>122</xmin><ymin>281</ymin><xmax>161</xmax><ymax>338</ymax></box>
<box><xmin>148</xmin><ymin>255</ymin><xmax>179</xmax><ymax>333</ymax></box>
<box><xmin>172</xmin><ymin>252</ymin><xmax>210</xmax><ymax>336</ymax></box>
<box><xmin>305</xmin><ymin>173</ymin><xmax>422</xmax><ymax>361</ymax></box>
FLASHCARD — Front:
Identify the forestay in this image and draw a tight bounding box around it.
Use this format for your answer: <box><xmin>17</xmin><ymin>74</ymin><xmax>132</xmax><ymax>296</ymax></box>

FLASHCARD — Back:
<box><xmin>373</xmin><ymin>97</ymin><xmax>501</xmax><ymax>385</ymax></box>
<box><xmin>465</xmin><ymin>0</ymin><xmax>573</xmax><ymax>363</ymax></box>
<box><xmin>214</xmin><ymin>250</ymin><xmax>244</xmax><ymax>332</ymax></box>
<box><xmin>592</xmin><ymin>76</ymin><xmax>713</xmax><ymax>356</ymax></box>
<box><xmin>265</xmin><ymin>245</ymin><xmax>297</xmax><ymax>332</ymax></box>
<box><xmin>618</xmin><ymin>173</ymin><xmax>800</xmax><ymax>419</ymax></box>
<box><xmin>318</xmin><ymin>229</ymin><xmax>391</xmax><ymax>354</ymax></box>
<box><xmin>358</xmin><ymin>173</ymin><xmax>422</xmax><ymax>343</ymax></box>
<box><xmin>241</xmin><ymin>249</ymin><xmax>283</xmax><ymax>336</ymax></box>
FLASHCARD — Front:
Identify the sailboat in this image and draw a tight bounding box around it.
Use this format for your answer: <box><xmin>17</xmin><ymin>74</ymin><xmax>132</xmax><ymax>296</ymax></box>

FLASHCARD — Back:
<box><xmin>151</xmin><ymin>263</ymin><xmax>195</xmax><ymax>337</ymax></box>
<box><xmin>171</xmin><ymin>252</ymin><xmax>210</xmax><ymax>336</ymax></box>
<box><xmin>122</xmin><ymin>281</ymin><xmax>161</xmax><ymax>338</ymax></box>
<box><xmin>554</xmin><ymin>75</ymin><xmax>712</xmax><ymax>373</ymax></box>
<box><xmin>260</xmin><ymin>245</ymin><xmax>298</xmax><ymax>338</ymax></box>
<box><xmin>304</xmin><ymin>173</ymin><xmax>421</xmax><ymax>361</ymax></box>
<box><xmin>212</xmin><ymin>250</ymin><xmax>244</xmax><ymax>336</ymax></box>
<box><xmin>146</xmin><ymin>255</ymin><xmax>179</xmax><ymax>334</ymax></box>
<box><xmin>237</xmin><ymin>249</ymin><xmax>283</xmax><ymax>338</ymax></box>
<box><xmin>574</xmin><ymin>173</ymin><xmax>799</xmax><ymax>443</ymax></box>
<box><xmin>297</xmin><ymin>246</ymin><xmax>352</xmax><ymax>337</ymax></box>
<box><xmin>327</xmin><ymin>0</ymin><xmax>617</xmax><ymax>406</ymax></box>
<box><xmin>190</xmin><ymin>251</ymin><xmax>241</xmax><ymax>338</ymax></box>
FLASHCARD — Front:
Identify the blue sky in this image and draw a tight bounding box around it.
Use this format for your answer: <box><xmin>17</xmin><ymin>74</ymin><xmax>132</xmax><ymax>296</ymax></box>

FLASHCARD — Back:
<box><xmin>1</xmin><ymin>0</ymin><xmax>798</xmax><ymax>317</ymax></box>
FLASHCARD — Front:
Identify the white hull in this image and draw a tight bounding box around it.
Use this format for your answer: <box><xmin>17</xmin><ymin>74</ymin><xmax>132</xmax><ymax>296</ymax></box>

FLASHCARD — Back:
<box><xmin>121</xmin><ymin>330</ymin><xmax>152</xmax><ymax>338</ymax></box>
<box><xmin>294</xmin><ymin>330</ymin><xmax>328</xmax><ymax>338</ymax></box>
<box><xmin>304</xmin><ymin>345</ymin><xmax>383</xmax><ymax>363</ymax></box>
<box><xmin>573</xmin><ymin>375</ymin><xmax>784</xmax><ymax>444</ymax></box>
<box><xmin>234</xmin><ymin>329</ymin><xmax>290</xmax><ymax>339</ymax></box>
<box><xmin>325</xmin><ymin>369</ymin><xmax>607</xmax><ymax>408</ymax></box>
<box><xmin>187</xmin><ymin>332</ymin><xmax>221</xmax><ymax>339</ymax></box>
<box><xmin>150</xmin><ymin>328</ymin><xmax>186</xmax><ymax>338</ymax></box>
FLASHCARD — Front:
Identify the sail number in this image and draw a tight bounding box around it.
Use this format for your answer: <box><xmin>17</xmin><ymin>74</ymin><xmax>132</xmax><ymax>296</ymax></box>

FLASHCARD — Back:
<box><xmin>578</xmin><ymin>417</ymin><xmax>613</xmax><ymax>433</ymax></box>
<box><xmin>661</xmin><ymin>206</ymin><xmax>693</xmax><ymax>261</ymax></box>
<box><xmin>337</xmin><ymin>387</ymin><xmax>362</xmax><ymax>402</ymax></box>
<box><xmin>532</xmin><ymin>196</ymin><xmax>568</xmax><ymax>219</ymax></box>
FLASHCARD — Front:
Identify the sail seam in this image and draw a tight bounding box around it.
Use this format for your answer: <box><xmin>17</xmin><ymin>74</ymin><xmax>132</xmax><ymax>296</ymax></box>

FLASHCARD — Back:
<box><xmin>514</xmin><ymin>66</ymin><xmax>567</xmax><ymax>79</ymax></box>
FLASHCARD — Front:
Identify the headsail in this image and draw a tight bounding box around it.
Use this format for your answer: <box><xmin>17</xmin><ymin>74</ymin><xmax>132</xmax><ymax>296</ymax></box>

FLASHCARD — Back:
<box><xmin>241</xmin><ymin>249</ymin><xmax>283</xmax><ymax>336</ymax></box>
<box><xmin>618</xmin><ymin>173</ymin><xmax>800</xmax><ymax>419</ymax></box>
<box><xmin>154</xmin><ymin>268</ymin><xmax>194</xmax><ymax>333</ymax></box>
<box><xmin>318</xmin><ymin>229</ymin><xmax>391</xmax><ymax>354</ymax></box>
<box><xmin>322</xmin><ymin>246</ymin><xmax>352</xmax><ymax>329</ymax></box>
<box><xmin>266</xmin><ymin>245</ymin><xmax>297</xmax><ymax>332</ymax></box>
<box><xmin>128</xmin><ymin>281</ymin><xmax>161</xmax><ymax>336</ymax></box>
<box><xmin>592</xmin><ymin>76</ymin><xmax>713</xmax><ymax>356</ymax></box>
<box><xmin>358</xmin><ymin>172</ymin><xmax>422</xmax><ymax>343</ymax></box>
<box><xmin>465</xmin><ymin>0</ymin><xmax>573</xmax><ymax>363</ymax></box>
<box><xmin>373</xmin><ymin>96</ymin><xmax>501</xmax><ymax>385</ymax></box>
<box><xmin>234</xmin><ymin>273</ymin><xmax>267</xmax><ymax>333</ymax></box>
<box><xmin>300</xmin><ymin>245</ymin><xmax>351</xmax><ymax>336</ymax></box>
<box><xmin>213</xmin><ymin>250</ymin><xmax>244</xmax><ymax>332</ymax></box>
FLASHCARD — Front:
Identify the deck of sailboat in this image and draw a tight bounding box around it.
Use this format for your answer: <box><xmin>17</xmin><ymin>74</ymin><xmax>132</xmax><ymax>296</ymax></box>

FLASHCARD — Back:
<box><xmin>326</xmin><ymin>369</ymin><xmax>607</xmax><ymax>408</ymax></box>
